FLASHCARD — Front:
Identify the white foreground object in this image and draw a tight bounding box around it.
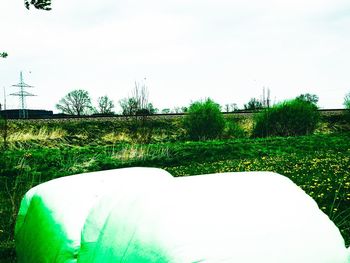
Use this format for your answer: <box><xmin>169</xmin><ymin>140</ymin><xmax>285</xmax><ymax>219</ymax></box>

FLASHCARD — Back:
<box><xmin>16</xmin><ymin>169</ymin><xmax>350</xmax><ymax>263</ymax></box>
<box><xmin>15</xmin><ymin>167</ymin><xmax>173</xmax><ymax>263</ymax></box>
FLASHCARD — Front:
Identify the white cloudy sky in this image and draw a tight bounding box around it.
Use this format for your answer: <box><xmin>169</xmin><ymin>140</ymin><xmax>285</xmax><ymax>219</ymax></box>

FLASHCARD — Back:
<box><xmin>1</xmin><ymin>0</ymin><xmax>350</xmax><ymax>112</ymax></box>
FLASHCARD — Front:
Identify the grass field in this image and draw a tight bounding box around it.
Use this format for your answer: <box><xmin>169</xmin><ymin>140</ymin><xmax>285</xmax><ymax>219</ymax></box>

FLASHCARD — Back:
<box><xmin>0</xmin><ymin>113</ymin><xmax>349</xmax><ymax>261</ymax></box>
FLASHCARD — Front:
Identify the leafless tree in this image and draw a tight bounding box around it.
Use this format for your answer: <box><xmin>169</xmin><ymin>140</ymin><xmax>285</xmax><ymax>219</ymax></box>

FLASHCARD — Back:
<box><xmin>119</xmin><ymin>81</ymin><xmax>155</xmax><ymax>116</ymax></box>
<box><xmin>132</xmin><ymin>81</ymin><xmax>149</xmax><ymax>114</ymax></box>
<box><xmin>56</xmin><ymin>89</ymin><xmax>93</xmax><ymax>116</ymax></box>
<box><xmin>119</xmin><ymin>80</ymin><xmax>156</xmax><ymax>143</ymax></box>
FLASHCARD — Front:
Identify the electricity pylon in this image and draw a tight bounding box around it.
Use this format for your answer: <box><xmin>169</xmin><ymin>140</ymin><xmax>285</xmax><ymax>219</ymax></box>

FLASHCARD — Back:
<box><xmin>10</xmin><ymin>71</ymin><xmax>36</xmax><ymax>118</ymax></box>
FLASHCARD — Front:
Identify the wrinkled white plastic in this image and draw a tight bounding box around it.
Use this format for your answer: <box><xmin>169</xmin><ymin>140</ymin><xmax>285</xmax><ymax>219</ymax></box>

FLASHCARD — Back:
<box><xmin>16</xmin><ymin>169</ymin><xmax>350</xmax><ymax>263</ymax></box>
<box><xmin>15</xmin><ymin>167</ymin><xmax>173</xmax><ymax>263</ymax></box>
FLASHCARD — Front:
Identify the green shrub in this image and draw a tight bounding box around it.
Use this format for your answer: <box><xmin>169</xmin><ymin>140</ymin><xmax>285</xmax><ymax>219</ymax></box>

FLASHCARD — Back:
<box><xmin>344</xmin><ymin>92</ymin><xmax>350</xmax><ymax>109</ymax></box>
<box><xmin>344</xmin><ymin>92</ymin><xmax>350</xmax><ymax>123</ymax></box>
<box><xmin>183</xmin><ymin>98</ymin><xmax>225</xmax><ymax>140</ymax></box>
<box><xmin>0</xmin><ymin>116</ymin><xmax>9</xmax><ymax>150</ymax></box>
<box><xmin>223</xmin><ymin>120</ymin><xmax>246</xmax><ymax>139</ymax></box>
<box><xmin>253</xmin><ymin>99</ymin><xmax>320</xmax><ymax>137</ymax></box>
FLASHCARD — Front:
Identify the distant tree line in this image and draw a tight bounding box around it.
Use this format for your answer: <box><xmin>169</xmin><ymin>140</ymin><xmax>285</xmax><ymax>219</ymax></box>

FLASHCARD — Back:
<box><xmin>56</xmin><ymin>89</ymin><xmax>350</xmax><ymax>117</ymax></box>
<box><xmin>55</xmin><ymin>81</ymin><xmax>156</xmax><ymax>117</ymax></box>
<box><xmin>56</xmin><ymin>90</ymin><xmax>115</xmax><ymax>116</ymax></box>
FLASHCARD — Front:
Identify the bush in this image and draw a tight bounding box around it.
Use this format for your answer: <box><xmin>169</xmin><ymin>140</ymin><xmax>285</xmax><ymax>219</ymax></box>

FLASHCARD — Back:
<box><xmin>183</xmin><ymin>98</ymin><xmax>225</xmax><ymax>140</ymax></box>
<box><xmin>344</xmin><ymin>92</ymin><xmax>350</xmax><ymax>123</ymax></box>
<box><xmin>223</xmin><ymin>121</ymin><xmax>246</xmax><ymax>139</ymax></box>
<box><xmin>253</xmin><ymin>99</ymin><xmax>320</xmax><ymax>137</ymax></box>
<box><xmin>0</xmin><ymin>116</ymin><xmax>9</xmax><ymax>150</ymax></box>
<box><xmin>344</xmin><ymin>92</ymin><xmax>350</xmax><ymax>109</ymax></box>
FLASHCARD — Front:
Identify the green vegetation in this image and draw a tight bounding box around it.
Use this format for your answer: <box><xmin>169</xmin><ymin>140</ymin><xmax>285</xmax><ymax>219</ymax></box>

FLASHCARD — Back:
<box><xmin>223</xmin><ymin>120</ymin><xmax>246</xmax><ymax>139</ymax></box>
<box><xmin>344</xmin><ymin>92</ymin><xmax>350</xmax><ymax>109</ymax></box>
<box><xmin>24</xmin><ymin>0</ymin><xmax>51</xmax><ymax>10</ymax></box>
<box><xmin>344</xmin><ymin>93</ymin><xmax>350</xmax><ymax>123</ymax></box>
<box><xmin>0</xmin><ymin>116</ymin><xmax>9</xmax><ymax>150</ymax></box>
<box><xmin>295</xmin><ymin>93</ymin><xmax>319</xmax><ymax>105</ymax></box>
<box><xmin>97</xmin><ymin>95</ymin><xmax>115</xmax><ymax>114</ymax></box>
<box><xmin>253</xmin><ymin>99</ymin><xmax>320</xmax><ymax>137</ymax></box>
<box><xmin>183</xmin><ymin>98</ymin><xmax>225</xmax><ymax>140</ymax></box>
<box><xmin>0</xmin><ymin>52</ymin><xmax>8</xmax><ymax>58</ymax></box>
<box><xmin>0</xmin><ymin>112</ymin><xmax>349</xmax><ymax>261</ymax></box>
<box><xmin>244</xmin><ymin>98</ymin><xmax>263</xmax><ymax>111</ymax></box>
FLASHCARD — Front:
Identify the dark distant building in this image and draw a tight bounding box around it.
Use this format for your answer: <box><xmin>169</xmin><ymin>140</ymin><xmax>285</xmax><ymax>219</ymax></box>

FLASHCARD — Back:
<box><xmin>0</xmin><ymin>109</ymin><xmax>53</xmax><ymax>119</ymax></box>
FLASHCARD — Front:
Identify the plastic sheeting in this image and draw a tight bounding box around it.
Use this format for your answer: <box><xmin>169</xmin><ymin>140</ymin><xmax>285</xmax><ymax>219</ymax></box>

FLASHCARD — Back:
<box><xmin>16</xmin><ymin>169</ymin><xmax>350</xmax><ymax>263</ymax></box>
<box><xmin>15</xmin><ymin>167</ymin><xmax>173</xmax><ymax>263</ymax></box>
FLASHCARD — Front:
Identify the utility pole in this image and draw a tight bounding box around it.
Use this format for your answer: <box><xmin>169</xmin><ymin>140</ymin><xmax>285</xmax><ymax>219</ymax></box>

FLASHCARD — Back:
<box><xmin>262</xmin><ymin>87</ymin><xmax>271</xmax><ymax>108</ymax></box>
<box><xmin>10</xmin><ymin>71</ymin><xmax>35</xmax><ymax>119</ymax></box>
<box><xmin>262</xmin><ymin>87</ymin><xmax>266</xmax><ymax>107</ymax></box>
<box><xmin>267</xmin><ymin>88</ymin><xmax>271</xmax><ymax>108</ymax></box>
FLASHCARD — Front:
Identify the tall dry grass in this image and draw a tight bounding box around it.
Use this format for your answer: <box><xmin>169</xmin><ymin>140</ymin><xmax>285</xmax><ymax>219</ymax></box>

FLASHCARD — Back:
<box><xmin>8</xmin><ymin>127</ymin><xmax>66</xmax><ymax>142</ymax></box>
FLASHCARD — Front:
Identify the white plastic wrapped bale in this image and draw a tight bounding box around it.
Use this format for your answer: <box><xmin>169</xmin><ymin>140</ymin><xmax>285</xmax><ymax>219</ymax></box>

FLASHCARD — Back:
<box><xmin>15</xmin><ymin>167</ymin><xmax>173</xmax><ymax>263</ymax></box>
<box><xmin>81</xmin><ymin>172</ymin><xmax>350</xmax><ymax>263</ymax></box>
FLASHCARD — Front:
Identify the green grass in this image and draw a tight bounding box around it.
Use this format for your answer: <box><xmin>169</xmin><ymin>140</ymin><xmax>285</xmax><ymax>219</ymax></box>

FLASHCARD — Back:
<box><xmin>0</xmin><ymin>115</ymin><xmax>349</xmax><ymax>261</ymax></box>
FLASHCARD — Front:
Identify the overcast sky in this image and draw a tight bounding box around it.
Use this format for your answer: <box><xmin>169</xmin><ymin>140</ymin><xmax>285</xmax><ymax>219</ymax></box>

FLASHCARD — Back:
<box><xmin>1</xmin><ymin>0</ymin><xmax>350</xmax><ymax>112</ymax></box>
